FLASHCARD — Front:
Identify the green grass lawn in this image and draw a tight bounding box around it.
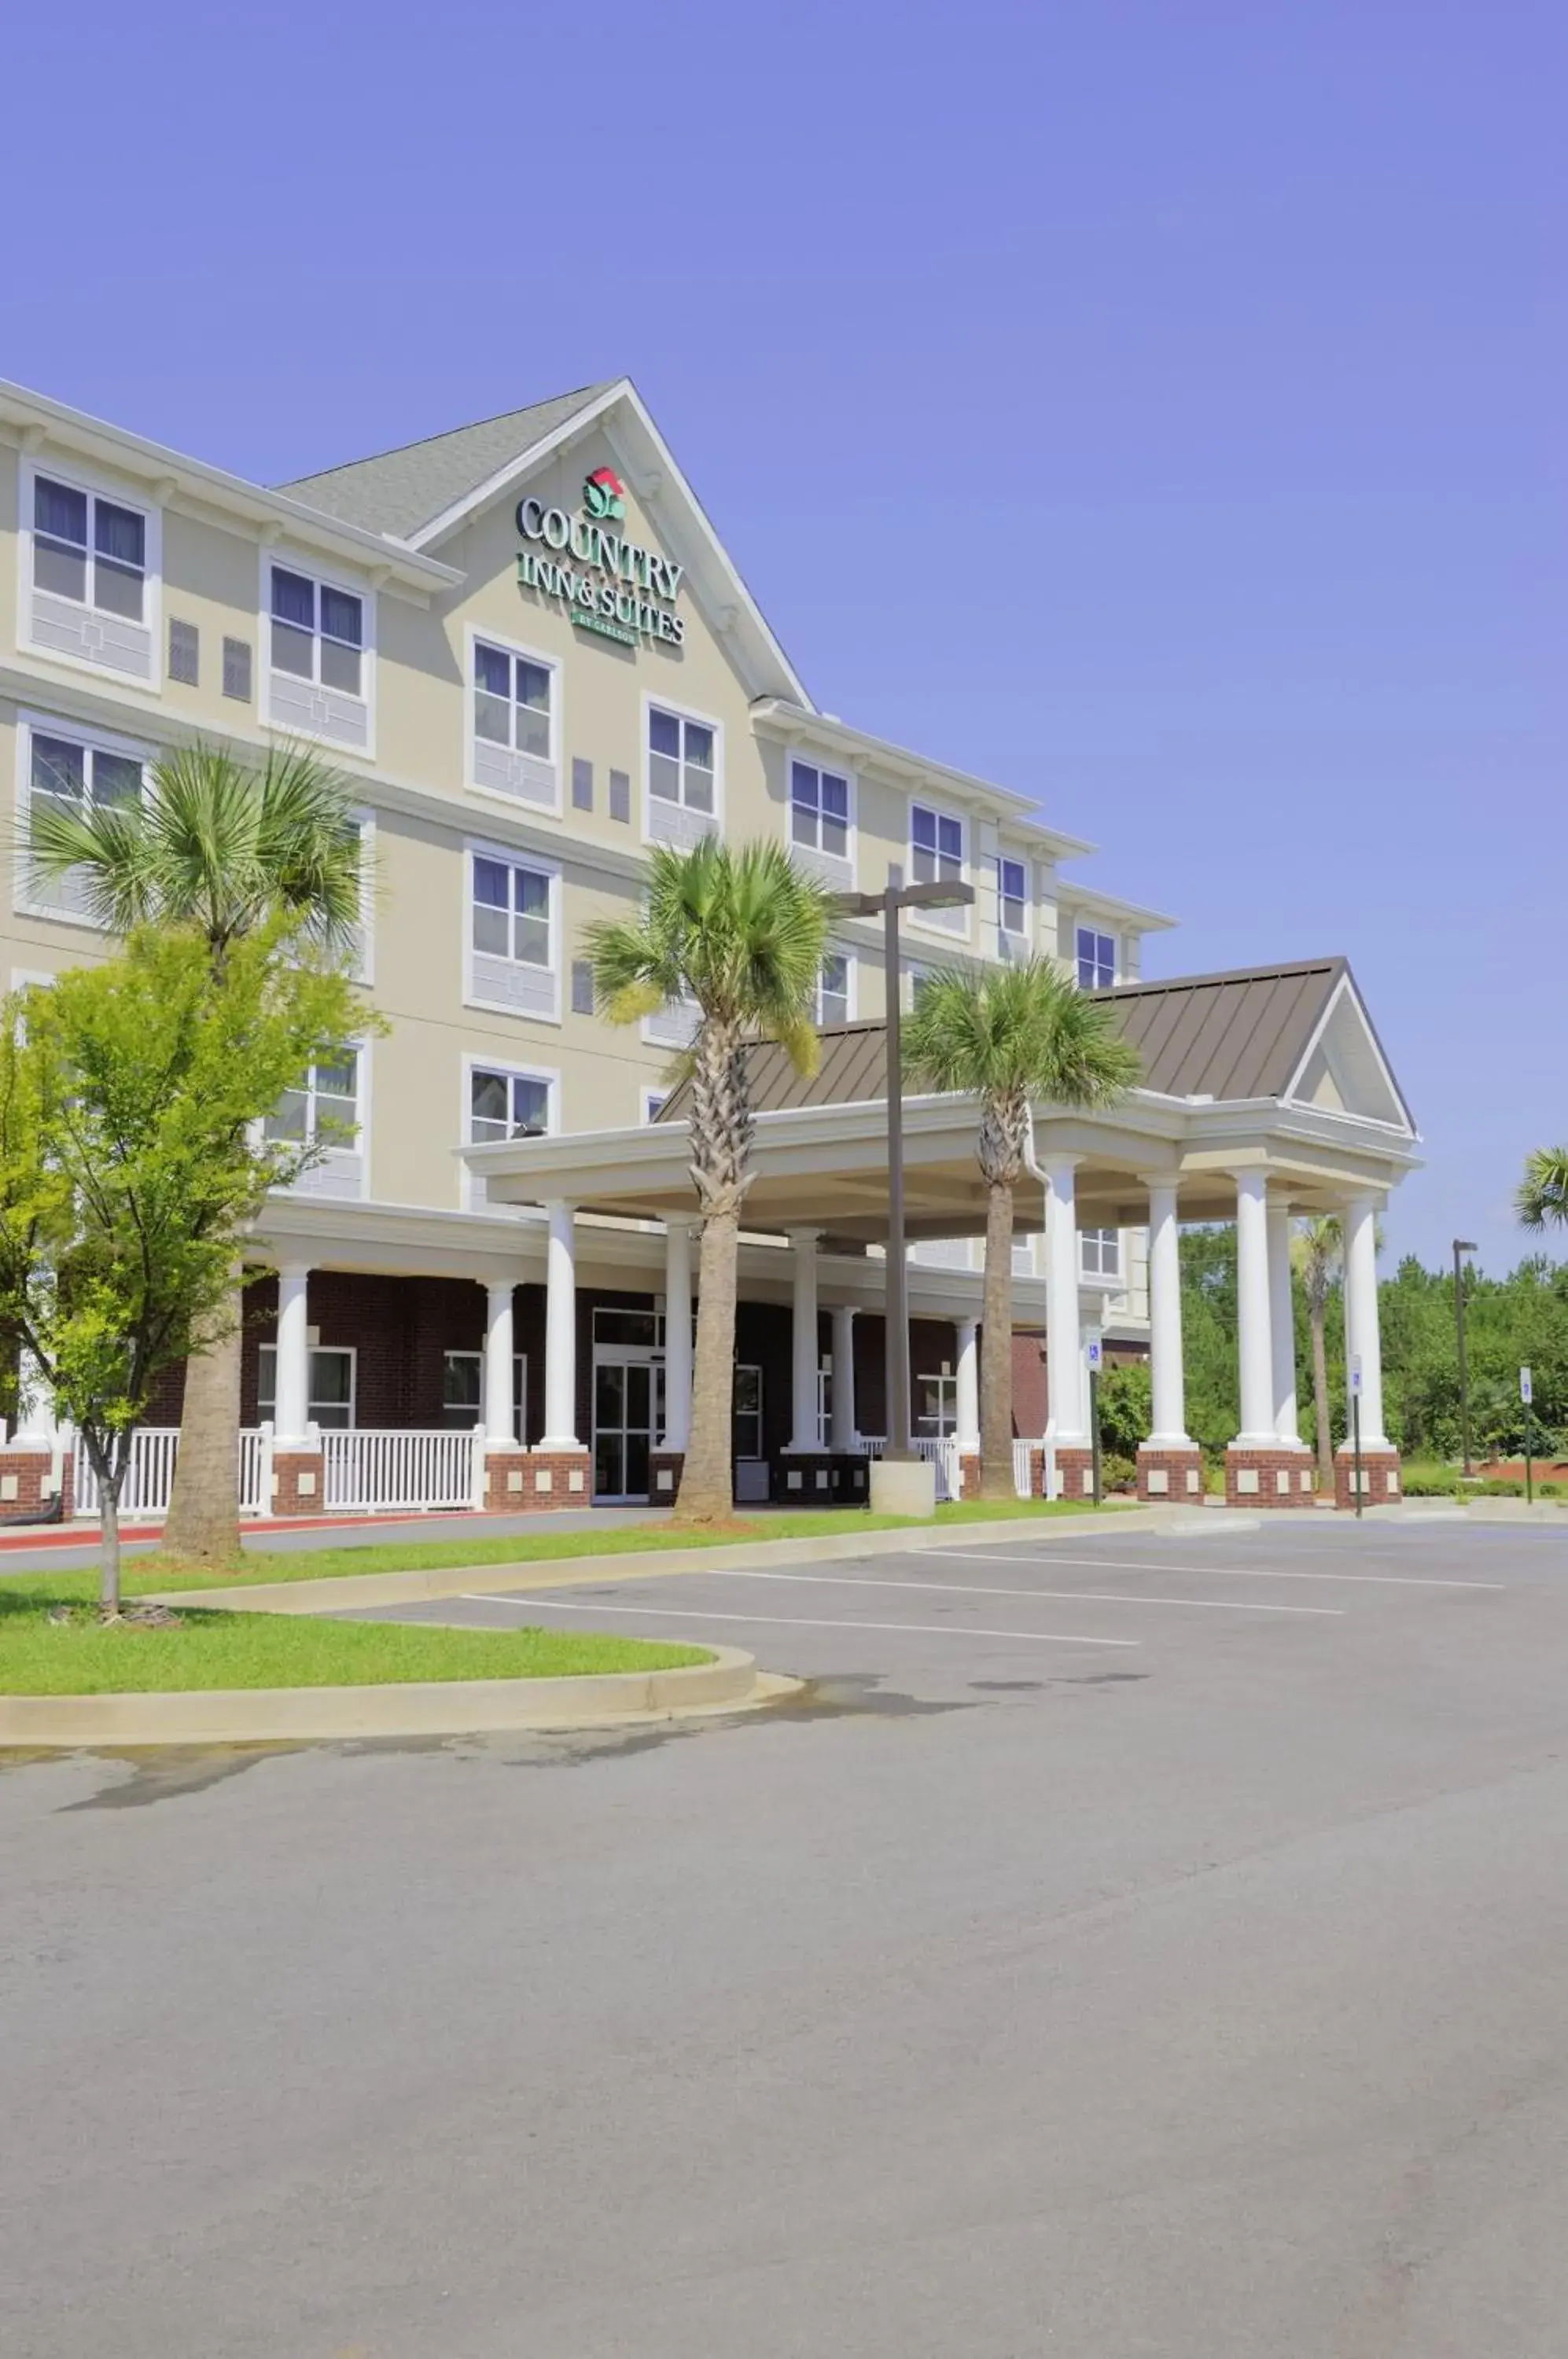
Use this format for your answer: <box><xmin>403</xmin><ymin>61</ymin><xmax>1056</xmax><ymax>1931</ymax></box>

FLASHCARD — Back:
<box><xmin>124</xmin><ymin>1492</ymin><xmax>1121</xmax><ymax>1595</ymax></box>
<box><xmin>0</xmin><ymin>1587</ymin><xmax>709</xmax><ymax>1695</ymax></box>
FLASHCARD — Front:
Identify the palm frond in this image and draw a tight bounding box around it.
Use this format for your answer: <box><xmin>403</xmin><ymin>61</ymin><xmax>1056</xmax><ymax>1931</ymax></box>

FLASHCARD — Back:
<box><xmin>904</xmin><ymin>957</ymin><xmax>1141</xmax><ymax>1109</ymax></box>
<box><xmin>1518</xmin><ymin>1146</ymin><xmax>1568</xmax><ymax>1231</ymax></box>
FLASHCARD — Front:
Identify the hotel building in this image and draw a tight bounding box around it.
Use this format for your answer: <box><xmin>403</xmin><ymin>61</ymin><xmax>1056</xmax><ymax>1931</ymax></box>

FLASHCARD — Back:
<box><xmin>0</xmin><ymin>375</ymin><xmax>1418</xmax><ymax>1514</ymax></box>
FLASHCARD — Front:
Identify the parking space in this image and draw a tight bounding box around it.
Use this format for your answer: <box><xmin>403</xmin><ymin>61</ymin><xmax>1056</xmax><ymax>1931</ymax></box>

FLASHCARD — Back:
<box><xmin>366</xmin><ymin>1513</ymin><xmax>1568</xmax><ymax>1704</ymax></box>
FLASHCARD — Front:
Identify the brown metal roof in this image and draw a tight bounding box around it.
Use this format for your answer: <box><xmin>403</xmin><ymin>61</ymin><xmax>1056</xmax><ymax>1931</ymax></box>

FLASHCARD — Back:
<box><xmin>655</xmin><ymin>958</ymin><xmax>1353</xmax><ymax>1119</ymax></box>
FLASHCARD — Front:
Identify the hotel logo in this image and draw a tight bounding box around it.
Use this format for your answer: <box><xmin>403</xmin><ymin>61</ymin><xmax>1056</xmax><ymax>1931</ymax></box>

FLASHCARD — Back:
<box><xmin>582</xmin><ymin>466</ymin><xmax>627</xmax><ymax>523</ymax></box>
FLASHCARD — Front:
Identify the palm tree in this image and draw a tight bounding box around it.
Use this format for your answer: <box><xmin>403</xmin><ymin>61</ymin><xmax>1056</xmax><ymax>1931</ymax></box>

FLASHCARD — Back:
<box><xmin>1291</xmin><ymin>1214</ymin><xmax>1342</xmax><ymax>1490</ymax></box>
<box><xmin>1518</xmin><ymin>1147</ymin><xmax>1568</xmax><ymax>1232</ymax></box>
<box><xmin>583</xmin><ymin>838</ymin><xmax>831</xmax><ymax>1527</ymax></box>
<box><xmin>25</xmin><ymin>741</ymin><xmax>364</xmax><ymax>1561</ymax></box>
<box><xmin>903</xmin><ymin>959</ymin><xmax>1141</xmax><ymax>1500</ymax></box>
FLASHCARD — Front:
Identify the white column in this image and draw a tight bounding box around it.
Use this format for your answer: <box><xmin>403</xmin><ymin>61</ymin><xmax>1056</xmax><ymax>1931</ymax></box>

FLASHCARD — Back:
<box><xmin>786</xmin><ymin>1227</ymin><xmax>822</xmax><ymax>1452</ymax></box>
<box><xmin>1266</xmin><ymin>1198</ymin><xmax>1302</xmax><ymax>1445</ymax></box>
<box><xmin>1141</xmin><ymin>1176</ymin><xmax>1191</xmax><ymax>1446</ymax></box>
<box><xmin>829</xmin><ymin>1304</ymin><xmax>857</xmax><ymax>1450</ymax></box>
<box><xmin>1233</xmin><ymin>1171</ymin><xmax>1275</xmax><ymax>1445</ymax></box>
<box><xmin>274</xmin><ymin>1264</ymin><xmax>312</xmax><ymax>1448</ymax></box>
<box><xmin>1043</xmin><ymin>1155</ymin><xmax>1086</xmax><ymax>1443</ymax></box>
<box><xmin>482</xmin><ymin>1280</ymin><xmax>518</xmax><ymax>1449</ymax></box>
<box><xmin>1342</xmin><ymin>1190</ymin><xmax>1388</xmax><ymax>1448</ymax></box>
<box><xmin>661</xmin><ymin>1220</ymin><xmax>694</xmax><ymax>1452</ymax></box>
<box><xmin>954</xmin><ymin>1318</ymin><xmax>981</xmax><ymax>1452</ymax></box>
<box><xmin>8</xmin><ymin>1344</ymin><xmax>57</xmax><ymax>1451</ymax></box>
<box><xmin>539</xmin><ymin>1202</ymin><xmax>582</xmax><ymax>1450</ymax></box>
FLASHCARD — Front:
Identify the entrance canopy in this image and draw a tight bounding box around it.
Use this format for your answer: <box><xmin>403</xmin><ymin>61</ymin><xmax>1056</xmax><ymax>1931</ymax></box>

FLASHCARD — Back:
<box><xmin>465</xmin><ymin>959</ymin><xmax>1420</xmax><ymax>1235</ymax></box>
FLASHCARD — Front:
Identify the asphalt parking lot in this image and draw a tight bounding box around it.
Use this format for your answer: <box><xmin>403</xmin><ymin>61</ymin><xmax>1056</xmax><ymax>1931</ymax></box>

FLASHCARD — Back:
<box><xmin>6</xmin><ymin>1514</ymin><xmax>1568</xmax><ymax>2358</ymax></box>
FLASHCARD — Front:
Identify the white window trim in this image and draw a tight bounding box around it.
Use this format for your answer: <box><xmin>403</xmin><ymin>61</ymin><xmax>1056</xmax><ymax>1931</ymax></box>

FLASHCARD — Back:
<box><xmin>640</xmin><ymin>690</ymin><xmax>725</xmax><ymax>847</ymax></box>
<box><xmin>267</xmin><ymin>1037</ymin><xmax>371</xmax><ymax>1202</ymax></box>
<box><xmin>462</xmin><ymin>622</ymin><xmax>563</xmax><ymax>819</ymax></box>
<box><xmin>442</xmin><ymin>1348</ymin><xmax>528</xmax><ymax>1437</ymax></box>
<box><xmin>815</xmin><ymin>946</ymin><xmax>856</xmax><ymax>1025</ymax></box>
<box><xmin>258</xmin><ymin>545</ymin><xmax>377</xmax><ymax>760</ymax></box>
<box><xmin>460</xmin><ymin>1052</ymin><xmax>560</xmax><ymax>1211</ymax></box>
<box><xmin>258</xmin><ymin>1341</ymin><xmax>359</xmax><ymax>1430</ymax></box>
<box><xmin>1079</xmin><ymin>1224</ymin><xmax>1123</xmax><ymax>1280</ymax></box>
<box><xmin>996</xmin><ymin>852</ymin><xmax>1030</xmax><ymax>951</ymax></box>
<box><xmin>462</xmin><ymin>837</ymin><xmax>564</xmax><ymax>1026</ymax></box>
<box><xmin>786</xmin><ymin>752</ymin><xmax>857</xmax><ymax>871</ymax></box>
<box><xmin>17</xmin><ymin>454</ymin><xmax>164</xmax><ymax>694</ymax></box>
<box><xmin>1075</xmin><ymin>922</ymin><xmax>1119</xmax><ymax>990</ymax></box>
<box><xmin>907</xmin><ymin>797</ymin><xmax>971</xmax><ymax>942</ymax></box>
<box><xmin>13</xmin><ymin>708</ymin><xmax>152</xmax><ymax>932</ymax></box>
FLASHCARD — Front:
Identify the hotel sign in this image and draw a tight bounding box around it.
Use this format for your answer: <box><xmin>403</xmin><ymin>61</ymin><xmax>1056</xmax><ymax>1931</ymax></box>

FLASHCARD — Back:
<box><xmin>516</xmin><ymin>467</ymin><xmax>686</xmax><ymax>647</ymax></box>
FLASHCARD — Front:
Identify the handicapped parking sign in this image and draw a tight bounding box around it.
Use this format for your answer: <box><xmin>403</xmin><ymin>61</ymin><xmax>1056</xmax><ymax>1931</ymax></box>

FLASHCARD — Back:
<box><xmin>1521</xmin><ymin>1365</ymin><xmax>1533</xmax><ymax>1404</ymax></box>
<box><xmin>1085</xmin><ymin>1333</ymin><xmax>1103</xmax><ymax>1374</ymax></box>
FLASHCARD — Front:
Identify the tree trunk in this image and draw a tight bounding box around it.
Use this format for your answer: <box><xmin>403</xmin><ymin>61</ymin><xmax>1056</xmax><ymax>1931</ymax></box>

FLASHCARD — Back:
<box><xmin>1311</xmin><ymin>1299</ymin><xmax>1334</xmax><ymax>1492</ymax></box>
<box><xmin>979</xmin><ymin>1178</ymin><xmax>1016</xmax><ymax>1500</ymax></box>
<box><xmin>161</xmin><ymin>1272</ymin><xmax>243</xmax><ymax>1563</ymax></box>
<box><xmin>86</xmin><ymin>1439</ymin><xmax>123</xmax><ymax>1619</ymax></box>
<box><xmin>676</xmin><ymin>1205</ymin><xmax>741</xmax><ymax>1527</ymax></box>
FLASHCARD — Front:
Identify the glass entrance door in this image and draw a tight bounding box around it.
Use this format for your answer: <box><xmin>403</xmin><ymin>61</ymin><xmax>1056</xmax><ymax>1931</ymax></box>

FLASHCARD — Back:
<box><xmin>594</xmin><ymin>1359</ymin><xmax>664</xmax><ymax>1502</ymax></box>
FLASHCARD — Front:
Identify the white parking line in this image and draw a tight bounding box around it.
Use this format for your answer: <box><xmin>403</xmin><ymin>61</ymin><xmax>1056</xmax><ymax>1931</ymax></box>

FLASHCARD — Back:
<box><xmin>704</xmin><ymin>1568</ymin><xmax>1340</xmax><ymax>1617</ymax></box>
<box><xmin>935</xmin><ymin>1551</ymin><xmax>1504</xmax><ymax>1592</ymax></box>
<box><xmin>459</xmin><ymin>1596</ymin><xmax>1140</xmax><ymax>1647</ymax></box>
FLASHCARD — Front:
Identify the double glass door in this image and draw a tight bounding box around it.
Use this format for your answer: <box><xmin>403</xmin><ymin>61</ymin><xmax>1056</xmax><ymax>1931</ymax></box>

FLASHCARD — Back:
<box><xmin>594</xmin><ymin>1358</ymin><xmax>666</xmax><ymax>1502</ymax></box>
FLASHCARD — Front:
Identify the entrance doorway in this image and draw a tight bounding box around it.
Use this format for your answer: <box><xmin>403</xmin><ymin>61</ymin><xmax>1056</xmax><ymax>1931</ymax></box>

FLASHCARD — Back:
<box><xmin>593</xmin><ymin>1359</ymin><xmax>666</xmax><ymax>1503</ymax></box>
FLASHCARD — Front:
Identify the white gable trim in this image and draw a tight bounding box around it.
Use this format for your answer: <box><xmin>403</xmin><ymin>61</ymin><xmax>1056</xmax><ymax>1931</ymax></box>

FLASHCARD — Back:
<box><xmin>1282</xmin><ymin>972</ymin><xmax>1415</xmax><ymax>1135</ymax></box>
<box><xmin>406</xmin><ymin>379</ymin><xmax>812</xmax><ymax>709</ymax></box>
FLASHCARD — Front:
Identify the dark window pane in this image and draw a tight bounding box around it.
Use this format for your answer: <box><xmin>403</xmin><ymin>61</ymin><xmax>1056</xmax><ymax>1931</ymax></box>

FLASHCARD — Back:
<box><xmin>94</xmin><ymin>501</ymin><xmax>144</xmax><ymax>569</ymax></box>
<box><xmin>821</xmin><ymin>773</ymin><xmax>848</xmax><ymax>820</ymax></box>
<box><xmin>473</xmin><ymin>857</ymin><xmax>510</xmax><ymax>909</ymax></box>
<box><xmin>649</xmin><ymin>707</ymin><xmax>681</xmax><ymax>759</ymax></box>
<box><xmin>683</xmin><ymin>722</ymin><xmax>713</xmax><ymax>771</ymax></box>
<box><xmin>32</xmin><ymin>736</ymin><xmax>85</xmax><ymax>804</ymax></box>
<box><xmin>475</xmin><ymin>642</ymin><xmax>510</xmax><ymax>697</ymax></box>
<box><xmin>271</xmin><ymin>569</ymin><xmax>315</xmax><ymax>627</ymax></box>
<box><xmin>318</xmin><ymin>637</ymin><xmax>361</xmax><ymax>694</ymax></box>
<box><xmin>470</xmin><ymin>1069</ymin><xmax>509</xmax><ymax>1128</ymax></box>
<box><xmin>34</xmin><ymin>541</ymin><xmax>87</xmax><ymax>602</ymax></box>
<box><xmin>791</xmin><ymin>761</ymin><xmax>819</xmax><ymax>811</ymax></box>
<box><xmin>91</xmin><ymin>752</ymin><xmax>142</xmax><ymax>808</ymax></box>
<box><xmin>35</xmin><ymin>479</ymin><xmax>86</xmax><ymax>547</ymax></box>
<box><xmin>320</xmin><ymin>586</ymin><xmax>362</xmax><ymax>647</ymax></box>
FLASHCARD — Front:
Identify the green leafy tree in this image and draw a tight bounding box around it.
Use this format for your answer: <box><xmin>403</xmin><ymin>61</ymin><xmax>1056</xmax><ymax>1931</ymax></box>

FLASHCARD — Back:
<box><xmin>1177</xmin><ymin>1224</ymin><xmax>1239</xmax><ymax>1457</ymax></box>
<box><xmin>0</xmin><ymin>929</ymin><xmax>363</xmax><ymax>1613</ymax></box>
<box><xmin>904</xmin><ymin>959</ymin><xmax>1140</xmax><ymax>1498</ymax></box>
<box><xmin>583</xmin><ymin>839</ymin><xmax>833</xmax><ymax>1527</ymax></box>
<box><xmin>24</xmin><ymin>742</ymin><xmax>366</xmax><ymax>1562</ymax></box>
<box><xmin>1097</xmin><ymin>1360</ymin><xmax>1152</xmax><ymax>1459</ymax></box>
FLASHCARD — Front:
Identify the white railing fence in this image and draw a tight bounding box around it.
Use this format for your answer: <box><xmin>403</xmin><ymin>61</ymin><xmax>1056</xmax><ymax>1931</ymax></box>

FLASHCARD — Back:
<box><xmin>1012</xmin><ymin>1438</ymin><xmax>1037</xmax><ymax>1499</ymax></box>
<box><xmin>913</xmin><ymin>1436</ymin><xmax>962</xmax><ymax>1501</ymax></box>
<box><xmin>321</xmin><ymin>1427</ymin><xmax>484</xmax><ymax>1514</ymax></box>
<box><xmin>74</xmin><ymin>1427</ymin><xmax>272</xmax><ymax>1520</ymax></box>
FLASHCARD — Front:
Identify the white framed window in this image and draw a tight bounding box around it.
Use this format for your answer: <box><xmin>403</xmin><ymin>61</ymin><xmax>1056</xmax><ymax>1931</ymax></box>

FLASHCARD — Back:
<box><xmin>996</xmin><ymin>856</ymin><xmax>1028</xmax><ymax>951</ymax></box>
<box><xmin>264</xmin><ymin>1045</ymin><xmax>367</xmax><ymax>1200</ymax></box>
<box><xmin>263</xmin><ymin>558</ymin><xmax>373</xmax><ymax>752</ymax></box>
<box><xmin>910</xmin><ymin>802</ymin><xmax>968</xmax><ymax>935</ymax></box>
<box><xmin>1080</xmin><ymin>1226</ymin><xmax>1121</xmax><ymax>1279</ymax></box>
<box><xmin>465</xmin><ymin>843</ymin><xmax>561</xmax><ymax>1023</ymax></box>
<box><xmin>258</xmin><ymin>1344</ymin><xmax>356</xmax><ymax>1431</ymax></box>
<box><xmin>1077</xmin><ymin>926</ymin><xmax>1117</xmax><ymax>990</ymax></box>
<box><xmin>15</xmin><ymin>712</ymin><xmax>147</xmax><ymax>928</ymax></box>
<box><xmin>467</xmin><ymin>627</ymin><xmax>560</xmax><ymax>814</ymax></box>
<box><xmin>463</xmin><ymin>1056</ymin><xmax>557</xmax><ymax>1209</ymax></box>
<box><xmin>816</xmin><ymin>951</ymin><xmax>852</xmax><ymax>1026</ymax></box>
<box><xmin>642</xmin><ymin>980</ymin><xmax>701</xmax><ymax>1051</ymax></box>
<box><xmin>642</xmin><ymin>1087</ymin><xmax>669</xmax><ymax>1124</ymax></box>
<box><xmin>644</xmin><ymin>699</ymin><xmax>721</xmax><ymax>849</ymax></box>
<box><xmin>20</xmin><ymin>458</ymin><xmax>160</xmax><ymax>684</ymax></box>
<box><xmin>915</xmin><ymin>1371</ymin><xmax>958</xmax><ymax>1436</ymax></box>
<box><xmin>442</xmin><ymin>1349</ymin><xmax>527</xmax><ymax>1438</ymax></box>
<box><xmin>789</xmin><ymin>758</ymin><xmax>854</xmax><ymax>885</ymax></box>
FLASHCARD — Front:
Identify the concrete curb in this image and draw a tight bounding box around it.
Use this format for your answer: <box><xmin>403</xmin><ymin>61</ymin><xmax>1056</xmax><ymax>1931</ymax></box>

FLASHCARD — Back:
<box><xmin>145</xmin><ymin>1507</ymin><xmax>1199</xmax><ymax>1619</ymax></box>
<box><xmin>0</xmin><ymin>1645</ymin><xmax>773</xmax><ymax>1749</ymax></box>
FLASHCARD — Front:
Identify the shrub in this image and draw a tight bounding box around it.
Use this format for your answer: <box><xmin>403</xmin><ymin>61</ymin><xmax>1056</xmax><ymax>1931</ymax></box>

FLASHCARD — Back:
<box><xmin>1400</xmin><ymin>1466</ymin><xmax>1465</xmax><ymax>1496</ymax></box>
<box><xmin>1099</xmin><ymin>1451</ymin><xmax>1138</xmax><ymax>1494</ymax></box>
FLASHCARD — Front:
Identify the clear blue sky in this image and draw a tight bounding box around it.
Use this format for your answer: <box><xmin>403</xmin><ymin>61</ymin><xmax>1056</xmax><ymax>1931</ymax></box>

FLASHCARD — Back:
<box><xmin>9</xmin><ymin>2</ymin><xmax>1564</xmax><ymax>1273</ymax></box>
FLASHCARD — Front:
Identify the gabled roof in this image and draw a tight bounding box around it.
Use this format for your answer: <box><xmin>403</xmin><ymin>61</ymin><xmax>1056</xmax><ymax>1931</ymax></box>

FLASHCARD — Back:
<box><xmin>655</xmin><ymin>958</ymin><xmax>1415</xmax><ymax>1130</ymax></box>
<box><xmin>274</xmin><ymin>383</ymin><xmax>617</xmax><ymax>540</ymax></box>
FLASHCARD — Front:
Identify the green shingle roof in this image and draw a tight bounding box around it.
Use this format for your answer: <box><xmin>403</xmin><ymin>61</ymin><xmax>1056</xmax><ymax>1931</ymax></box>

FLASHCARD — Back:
<box><xmin>275</xmin><ymin>382</ymin><xmax>617</xmax><ymax>541</ymax></box>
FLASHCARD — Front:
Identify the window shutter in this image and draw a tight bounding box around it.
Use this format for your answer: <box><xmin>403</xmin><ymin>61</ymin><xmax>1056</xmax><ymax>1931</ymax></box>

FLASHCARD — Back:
<box><xmin>571</xmin><ymin>959</ymin><xmax>594</xmax><ymax>1016</ymax></box>
<box><xmin>609</xmin><ymin>768</ymin><xmax>631</xmax><ymax>824</ymax></box>
<box><xmin>223</xmin><ymin>636</ymin><xmax>252</xmax><ymax>701</ymax></box>
<box><xmin>167</xmin><ymin>618</ymin><xmax>200</xmax><ymax>686</ymax></box>
<box><xmin>572</xmin><ymin>758</ymin><xmax>594</xmax><ymax>812</ymax></box>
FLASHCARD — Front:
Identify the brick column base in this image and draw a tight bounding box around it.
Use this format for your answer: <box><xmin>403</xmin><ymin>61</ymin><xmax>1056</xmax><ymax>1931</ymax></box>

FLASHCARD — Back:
<box><xmin>480</xmin><ymin>1449</ymin><xmax>530</xmax><ymax>1511</ymax></box>
<box><xmin>521</xmin><ymin>1449</ymin><xmax>592</xmax><ymax>1508</ymax></box>
<box><xmin>1225</xmin><ymin>1445</ymin><xmax>1316</xmax><ymax>1507</ymax></box>
<box><xmin>1053</xmin><ymin>1446</ymin><xmax>1096</xmax><ymax>1500</ymax></box>
<box><xmin>1137</xmin><ymin>1444</ymin><xmax>1205</xmax><ymax>1503</ymax></box>
<box><xmin>0</xmin><ymin>1449</ymin><xmax>70</xmax><ymax>1515</ymax></box>
<box><xmin>1334</xmin><ymin>1448</ymin><xmax>1401</xmax><ymax>1509</ymax></box>
<box><xmin>650</xmin><ymin>1450</ymin><xmax>683</xmax><ymax>1503</ymax></box>
<box><xmin>271</xmin><ymin>1451</ymin><xmax>326</xmax><ymax>1514</ymax></box>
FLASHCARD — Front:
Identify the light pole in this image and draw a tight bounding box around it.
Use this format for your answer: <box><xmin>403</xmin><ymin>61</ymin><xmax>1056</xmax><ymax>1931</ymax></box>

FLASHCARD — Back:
<box><xmin>1453</xmin><ymin>1238</ymin><xmax>1478</xmax><ymax>1478</ymax></box>
<box><xmin>831</xmin><ymin>870</ymin><xmax>974</xmax><ymax>1459</ymax></box>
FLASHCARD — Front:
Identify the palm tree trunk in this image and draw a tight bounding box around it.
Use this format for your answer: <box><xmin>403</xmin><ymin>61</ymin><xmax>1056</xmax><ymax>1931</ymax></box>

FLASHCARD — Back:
<box><xmin>1311</xmin><ymin>1301</ymin><xmax>1334</xmax><ymax>1492</ymax></box>
<box><xmin>979</xmin><ymin>1179</ymin><xmax>1016</xmax><ymax>1500</ymax></box>
<box><xmin>677</xmin><ymin>1206</ymin><xmax>741</xmax><ymax>1526</ymax></box>
<box><xmin>161</xmin><ymin>1272</ymin><xmax>242</xmax><ymax>1563</ymax></box>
